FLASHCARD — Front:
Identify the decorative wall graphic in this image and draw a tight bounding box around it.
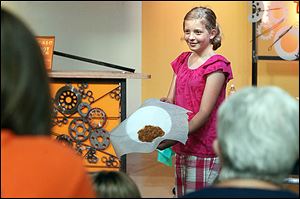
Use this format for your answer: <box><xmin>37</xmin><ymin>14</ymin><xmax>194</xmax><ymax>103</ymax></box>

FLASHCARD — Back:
<box><xmin>273</xmin><ymin>25</ymin><xmax>299</xmax><ymax>60</ymax></box>
<box><xmin>268</xmin><ymin>25</ymin><xmax>294</xmax><ymax>51</ymax></box>
<box><xmin>257</xmin><ymin>22</ymin><xmax>275</xmax><ymax>40</ymax></box>
<box><xmin>267</xmin><ymin>1</ymin><xmax>288</xmax><ymax>24</ymax></box>
<box><xmin>90</xmin><ymin>128</ymin><xmax>110</xmax><ymax>150</ymax></box>
<box><xmin>68</xmin><ymin>118</ymin><xmax>91</xmax><ymax>142</ymax></box>
<box><xmin>87</xmin><ymin>108</ymin><xmax>107</xmax><ymax>129</ymax></box>
<box><xmin>249</xmin><ymin>1</ymin><xmax>265</xmax><ymax>22</ymax></box>
<box><xmin>249</xmin><ymin>1</ymin><xmax>299</xmax><ymax>60</ymax></box>
<box><xmin>78</xmin><ymin>102</ymin><xmax>91</xmax><ymax>117</ymax></box>
<box><xmin>55</xmin><ymin>85</ymin><xmax>82</xmax><ymax>115</ymax></box>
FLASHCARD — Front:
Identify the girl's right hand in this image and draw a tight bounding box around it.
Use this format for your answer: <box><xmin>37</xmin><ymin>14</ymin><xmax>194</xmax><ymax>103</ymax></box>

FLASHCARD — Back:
<box><xmin>160</xmin><ymin>97</ymin><xmax>173</xmax><ymax>104</ymax></box>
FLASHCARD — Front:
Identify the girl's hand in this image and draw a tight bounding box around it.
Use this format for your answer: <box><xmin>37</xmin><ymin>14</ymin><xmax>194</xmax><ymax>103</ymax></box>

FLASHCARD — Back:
<box><xmin>160</xmin><ymin>97</ymin><xmax>173</xmax><ymax>104</ymax></box>
<box><xmin>157</xmin><ymin>139</ymin><xmax>178</xmax><ymax>150</ymax></box>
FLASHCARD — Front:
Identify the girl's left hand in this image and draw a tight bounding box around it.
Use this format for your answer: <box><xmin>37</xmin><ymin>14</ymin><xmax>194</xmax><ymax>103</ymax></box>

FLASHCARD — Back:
<box><xmin>157</xmin><ymin>139</ymin><xmax>178</xmax><ymax>150</ymax></box>
<box><xmin>160</xmin><ymin>97</ymin><xmax>173</xmax><ymax>104</ymax></box>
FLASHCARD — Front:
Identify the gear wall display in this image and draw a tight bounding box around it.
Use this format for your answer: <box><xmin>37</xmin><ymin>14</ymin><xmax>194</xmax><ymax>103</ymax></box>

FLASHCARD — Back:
<box><xmin>48</xmin><ymin>71</ymin><xmax>150</xmax><ymax>173</ymax></box>
<box><xmin>249</xmin><ymin>1</ymin><xmax>299</xmax><ymax>86</ymax></box>
<box><xmin>250</xmin><ymin>1</ymin><xmax>299</xmax><ymax>61</ymax></box>
<box><xmin>51</xmin><ymin>81</ymin><xmax>121</xmax><ymax>172</ymax></box>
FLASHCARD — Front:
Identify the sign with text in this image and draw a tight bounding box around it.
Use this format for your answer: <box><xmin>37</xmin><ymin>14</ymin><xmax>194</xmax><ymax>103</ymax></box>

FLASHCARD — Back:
<box><xmin>36</xmin><ymin>36</ymin><xmax>55</xmax><ymax>70</ymax></box>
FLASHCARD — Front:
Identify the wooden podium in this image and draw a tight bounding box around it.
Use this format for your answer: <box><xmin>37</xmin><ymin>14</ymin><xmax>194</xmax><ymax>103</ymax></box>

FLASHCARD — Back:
<box><xmin>48</xmin><ymin>70</ymin><xmax>150</xmax><ymax>173</ymax></box>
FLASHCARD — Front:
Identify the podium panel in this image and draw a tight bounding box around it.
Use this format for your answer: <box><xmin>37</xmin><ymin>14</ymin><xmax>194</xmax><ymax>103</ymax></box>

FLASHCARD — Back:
<box><xmin>48</xmin><ymin>71</ymin><xmax>150</xmax><ymax>173</ymax></box>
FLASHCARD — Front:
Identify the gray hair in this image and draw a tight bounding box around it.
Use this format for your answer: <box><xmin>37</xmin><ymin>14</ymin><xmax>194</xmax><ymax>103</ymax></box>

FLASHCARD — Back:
<box><xmin>217</xmin><ymin>86</ymin><xmax>299</xmax><ymax>184</ymax></box>
<box><xmin>184</xmin><ymin>6</ymin><xmax>222</xmax><ymax>50</ymax></box>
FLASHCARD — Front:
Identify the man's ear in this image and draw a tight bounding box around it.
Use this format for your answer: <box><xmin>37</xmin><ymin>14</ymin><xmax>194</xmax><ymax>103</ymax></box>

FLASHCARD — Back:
<box><xmin>213</xmin><ymin>139</ymin><xmax>220</xmax><ymax>156</ymax></box>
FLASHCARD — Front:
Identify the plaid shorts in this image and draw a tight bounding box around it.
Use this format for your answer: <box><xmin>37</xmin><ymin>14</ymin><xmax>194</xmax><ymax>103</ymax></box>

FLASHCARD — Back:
<box><xmin>174</xmin><ymin>154</ymin><xmax>221</xmax><ymax>197</ymax></box>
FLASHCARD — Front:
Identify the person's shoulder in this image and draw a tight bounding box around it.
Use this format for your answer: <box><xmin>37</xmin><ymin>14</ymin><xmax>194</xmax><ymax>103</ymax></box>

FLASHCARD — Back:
<box><xmin>37</xmin><ymin>137</ymin><xmax>83</xmax><ymax>161</ymax></box>
<box><xmin>175</xmin><ymin>51</ymin><xmax>191</xmax><ymax>60</ymax></box>
<box><xmin>209</xmin><ymin>54</ymin><xmax>230</xmax><ymax>64</ymax></box>
<box><xmin>202</xmin><ymin>54</ymin><xmax>232</xmax><ymax>72</ymax></box>
<box><xmin>182</xmin><ymin>187</ymin><xmax>226</xmax><ymax>198</ymax></box>
<box><xmin>179</xmin><ymin>51</ymin><xmax>192</xmax><ymax>56</ymax></box>
<box><xmin>171</xmin><ymin>52</ymin><xmax>191</xmax><ymax>69</ymax></box>
<box><xmin>182</xmin><ymin>187</ymin><xmax>299</xmax><ymax>198</ymax></box>
<box><xmin>4</xmin><ymin>133</ymin><xmax>83</xmax><ymax>164</ymax></box>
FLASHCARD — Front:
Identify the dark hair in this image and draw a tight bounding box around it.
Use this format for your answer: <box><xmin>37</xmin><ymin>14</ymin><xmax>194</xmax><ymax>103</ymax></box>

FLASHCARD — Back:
<box><xmin>93</xmin><ymin>171</ymin><xmax>141</xmax><ymax>198</ymax></box>
<box><xmin>184</xmin><ymin>6</ymin><xmax>222</xmax><ymax>50</ymax></box>
<box><xmin>1</xmin><ymin>9</ymin><xmax>51</xmax><ymax>135</ymax></box>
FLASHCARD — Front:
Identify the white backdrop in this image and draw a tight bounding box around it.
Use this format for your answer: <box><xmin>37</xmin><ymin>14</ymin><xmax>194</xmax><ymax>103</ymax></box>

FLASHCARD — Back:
<box><xmin>2</xmin><ymin>1</ymin><xmax>142</xmax><ymax>116</ymax></box>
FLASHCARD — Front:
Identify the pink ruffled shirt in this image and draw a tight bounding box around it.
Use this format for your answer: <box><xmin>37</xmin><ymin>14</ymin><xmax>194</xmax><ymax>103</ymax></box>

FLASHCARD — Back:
<box><xmin>171</xmin><ymin>52</ymin><xmax>233</xmax><ymax>157</ymax></box>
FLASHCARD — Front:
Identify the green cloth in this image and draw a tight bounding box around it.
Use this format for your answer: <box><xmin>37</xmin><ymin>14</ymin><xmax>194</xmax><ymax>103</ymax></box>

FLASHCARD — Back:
<box><xmin>157</xmin><ymin>148</ymin><xmax>175</xmax><ymax>167</ymax></box>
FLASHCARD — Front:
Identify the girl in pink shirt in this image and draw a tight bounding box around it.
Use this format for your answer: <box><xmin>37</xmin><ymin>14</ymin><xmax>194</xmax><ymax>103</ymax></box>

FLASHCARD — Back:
<box><xmin>158</xmin><ymin>7</ymin><xmax>233</xmax><ymax>197</ymax></box>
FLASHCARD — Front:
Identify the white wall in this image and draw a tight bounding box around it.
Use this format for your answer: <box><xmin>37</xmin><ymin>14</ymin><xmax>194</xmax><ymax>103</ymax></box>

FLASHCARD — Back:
<box><xmin>2</xmin><ymin>1</ymin><xmax>142</xmax><ymax>116</ymax></box>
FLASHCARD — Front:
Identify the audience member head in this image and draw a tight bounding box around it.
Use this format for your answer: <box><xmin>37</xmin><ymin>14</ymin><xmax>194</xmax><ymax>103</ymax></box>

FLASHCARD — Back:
<box><xmin>93</xmin><ymin>170</ymin><xmax>141</xmax><ymax>198</ymax></box>
<box><xmin>214</xmin><ymin>86</ymin><xmax>299</xmax><ymax>185</ymax></box>
<box><xmin>1</xmin><ymin>8</ymin><xmax>51</xmax><ymax>135</ymax></box>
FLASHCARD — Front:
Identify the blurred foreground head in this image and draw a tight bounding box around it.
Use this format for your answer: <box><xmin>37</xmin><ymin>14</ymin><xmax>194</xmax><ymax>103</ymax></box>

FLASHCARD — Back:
<box><xmin>93</xmin><ymin>171</ymin><xmax>141</xmax><ymax>198</ymax></box>
<box><xmin>1</xmin><ymin>8</ymin><xmax>51</xmax><ymax>135</ymax></box>
<box><xmin>216</xmin><ymin>86</ymin><xmax>299</xmax><ymax>184</ymax></box>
